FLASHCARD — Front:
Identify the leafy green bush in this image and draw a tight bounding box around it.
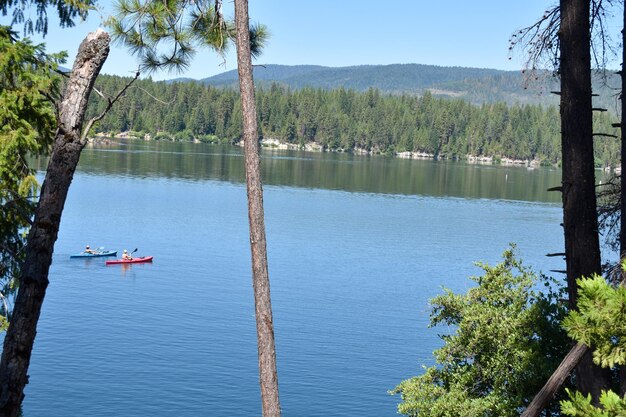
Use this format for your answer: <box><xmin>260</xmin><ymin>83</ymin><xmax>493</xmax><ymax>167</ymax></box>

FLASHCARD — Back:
<box><xmin>392</xmin><ymin>247</ymin><xmax>570</xmax><ymax>417</ymax></box>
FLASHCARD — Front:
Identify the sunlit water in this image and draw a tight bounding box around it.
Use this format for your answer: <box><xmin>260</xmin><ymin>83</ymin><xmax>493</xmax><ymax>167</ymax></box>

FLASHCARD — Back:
<box><xmin>22</xmin><ymin>141</ymin><xmax>575</xmax><ymax>416</ymax></box>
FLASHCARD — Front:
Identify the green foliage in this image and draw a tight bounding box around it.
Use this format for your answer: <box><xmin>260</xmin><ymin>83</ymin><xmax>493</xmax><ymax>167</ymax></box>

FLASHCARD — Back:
<box><xmin>86</xmin><ymin>75</ymin><xmax>620</xmax><ymax>166</ymax></box>
<box><xmin>0</xmin><ymin>28</ymin><xmax>62</xmax><ymax>174</ymax></box>
<box><xmin>392</xmin><ymin>247</ymin><xmax>570</xmax><ymax>417</ymax></box>
<box><xmin>563</xmin><ymin>274</ymin><xmax>626</xmax><ymax>368</ymax></box>
<box><xmin>561</xmin><ymin>389</ymin><xmax>626</xmax><ymax>417</ymax></box>
<box><xmin>108</xmin><ymin>0</ymin><xmax>268</xmax><ymax>73</ymax></box>
<box><xmin>0</xmin><ymin>26</ymin><xmax>64</xmax><ymax>324</ymax></box>
<box><xmin>0</xmin><ymin>0</ymin><xmax>95</xmax><ymax>36</ymax></box>
<box><xmin>558</xmin><ymin>269</ymin><xmax>626</xmax><ymax>416</ymax></box>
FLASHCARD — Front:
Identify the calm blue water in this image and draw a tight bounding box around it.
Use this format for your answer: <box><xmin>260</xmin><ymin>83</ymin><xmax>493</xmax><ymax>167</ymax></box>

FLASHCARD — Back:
<box><xmin>21</xmin><ymin>144</ymin><xmax>567</xmax><ymax>416</ymax></box>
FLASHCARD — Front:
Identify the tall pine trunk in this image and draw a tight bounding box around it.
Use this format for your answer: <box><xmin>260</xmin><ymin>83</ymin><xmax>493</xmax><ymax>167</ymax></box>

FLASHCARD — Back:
<box><xmin>619</xmin><ymin>0</ymin><xmax>626</xmax><ymax>397</ymax></box>
<box><xmin>619</xmin><ymin>0</ymin><xmax>626</xmax><ymax>292</ymax></box>
<box><xmin>559</xmin><ymin>0</ymin><xmax>611</xmax><ymax>400</ymax></box>
<box><xmin>233</xmin><ymin>1</ymin><xmax>281</xmax><ymax>416</ymax></box>
<box><xmin>0</xmin><ymin>30</ymin><xmax>110</xmax><ymax>417</ymax></box>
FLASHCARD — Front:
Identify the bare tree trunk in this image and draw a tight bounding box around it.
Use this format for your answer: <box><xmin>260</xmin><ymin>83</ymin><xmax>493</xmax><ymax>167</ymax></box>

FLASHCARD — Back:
<box><xmin>619</xmin><ymin>0</ymin><xmax>626</xmax><ymax>397</ymax></box>
<box><xmin>233</xmin><ymin>2</ymin><xmax>281</xmax><ymax>416</ymax></box>
<box><xmin>0</xmin><ymin>29</ymin><xmax>110</xmax><ymax>417</ymax></box>
<box><xmin>521</xmin><ymin>2</ymin><xmax>614</xmax><ymax>414</ymax></box>
<box><xmin>561</xmin><ymin>0</ymin><xmax>598</xmax><ymax>314</ymax></box>
<box><xmin>619</xmin><ymin>0</ymin><xmax>626</xmax><ymax>285</ymax></box>
<box><xmin>521</xmin><ymin>342</ymin><xmax>588</xmax><ymax>417</ymax></box>
<box><xmin>560</xmin><ymin>0</ymin><xmax>610</xmax><ymax>401</ymax></box>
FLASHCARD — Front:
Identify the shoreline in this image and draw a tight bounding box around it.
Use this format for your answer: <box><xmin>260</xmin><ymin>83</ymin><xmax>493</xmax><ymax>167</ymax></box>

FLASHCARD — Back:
<box><xmin>92</xmin><ymin>132</ymin><xmax>618</xmax><ymax>172</ymax></box>
<box><xmin>246</xmin><ymin>138</ymin><xmax>545</xmax><ymax>168</ymax></box>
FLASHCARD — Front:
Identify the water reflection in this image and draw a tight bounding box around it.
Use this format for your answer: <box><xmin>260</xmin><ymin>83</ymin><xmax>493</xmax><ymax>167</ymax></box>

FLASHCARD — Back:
<box><xmin>32</xmin><ymin>140</ymin><xmax>570</xmax><ymax>202</ymax></box>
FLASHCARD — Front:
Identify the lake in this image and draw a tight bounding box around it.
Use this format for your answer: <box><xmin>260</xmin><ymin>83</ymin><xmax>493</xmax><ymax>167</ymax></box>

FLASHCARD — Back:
<box><xmin>23</xmin><ymin>140</ymin><xmax>570</xmax><ymax>416</ymax></box>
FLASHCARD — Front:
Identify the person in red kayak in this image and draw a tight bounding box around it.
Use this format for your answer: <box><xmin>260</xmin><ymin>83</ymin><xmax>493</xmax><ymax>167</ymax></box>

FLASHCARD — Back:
<box><xmin>122</xmin><ymin>249</ymin><xmax>133</xmax><ymax>260</ymax></box>
<box><xmin>84</xmin><ymin>245</ymin><xmax>95</xmax><ymax>254</ymax></box>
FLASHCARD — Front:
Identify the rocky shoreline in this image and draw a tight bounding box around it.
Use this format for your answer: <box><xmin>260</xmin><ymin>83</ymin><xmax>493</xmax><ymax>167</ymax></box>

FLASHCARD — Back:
<box><xmin>93</xmin><ymin>132</ymin><xmax>619</xmax><ymax>171</ymax></box>
<box><xmin>253</xmin><ymin>138</ymin><xmax>545</xmax><ymax>168</ymax></box>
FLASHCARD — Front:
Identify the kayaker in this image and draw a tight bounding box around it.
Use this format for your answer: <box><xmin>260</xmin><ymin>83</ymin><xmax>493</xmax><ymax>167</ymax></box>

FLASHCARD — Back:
<box><xmin>122</xmin><ymin>249</ymin><xmax>133</xmax><ymax>260</ymax></box>
<box><xmin>84</xmin><ymin>245</ymin><xmax>95</xmax><ymax>254</ymax></box>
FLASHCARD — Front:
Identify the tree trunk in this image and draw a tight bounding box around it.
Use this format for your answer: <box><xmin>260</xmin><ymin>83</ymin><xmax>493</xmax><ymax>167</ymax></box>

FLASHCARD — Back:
<box><xmin>233</xmin><ymin>2</ymin><xmax>281</xmax><ymax>417</ymax></box>
<box><xmin>619</xmin><ymin>0</ymin><xmax>626</xmax><ymax>397</ymax></box>
<box><xmin>0</xmin><ymin>29</ymin><xmax>110</xmax><ymax>417</ymax></box>
<box><xmin>559</xmin><ymin>0</ymin><xmax>611</xmax><ymax>401</ymax></box>
<box><xmin>521</xmin><ymin>342</ymin><xmax>588</xmax><ymax>417</ymax></box>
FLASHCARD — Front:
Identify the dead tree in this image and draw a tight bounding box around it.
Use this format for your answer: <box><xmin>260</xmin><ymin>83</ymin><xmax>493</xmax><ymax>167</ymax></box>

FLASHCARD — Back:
<box><xmin>0</xmin><ymin>29</ymin><xmax>137</xmax><ymax>416</ymax></box>
<box><xmin>519</xmin><ymin>2</ymin><xmax>614</xmax><ymax>415</ymax></box>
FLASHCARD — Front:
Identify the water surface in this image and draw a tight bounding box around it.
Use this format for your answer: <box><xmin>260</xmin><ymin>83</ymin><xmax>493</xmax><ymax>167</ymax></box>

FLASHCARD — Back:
<box><xmin>23</xmin><ymin>141</ymin><xmax>569</xmax><ymax>416</ymax></box>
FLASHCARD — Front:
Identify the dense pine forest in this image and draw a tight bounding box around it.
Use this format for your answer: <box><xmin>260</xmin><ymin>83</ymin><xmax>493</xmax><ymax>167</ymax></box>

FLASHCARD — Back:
<box><xmin>88</xmin><ymin>74</ymin><xmax>620</xmax><ymax>166</ymax></box>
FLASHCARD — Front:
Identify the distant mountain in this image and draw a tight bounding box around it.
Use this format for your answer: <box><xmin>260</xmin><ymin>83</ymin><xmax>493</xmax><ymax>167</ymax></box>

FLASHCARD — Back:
<box><xmin>198</xmin><ymin>64</ymin><xmax>513</xmax><ymax>93</ymax></box>
<box><xmin>165</xmin><ymin>77</ymin><xmax>197</xmax><ymax>84</ymax></box>
<box><xmin>180</xmin><ymin>63</ymin><xmax>619</xmax><ymax>108</ymax></box>
<box><xmin>204</xmin><ymin>64</ymin><xmax>327</xmax><ymax>84</ymax></box>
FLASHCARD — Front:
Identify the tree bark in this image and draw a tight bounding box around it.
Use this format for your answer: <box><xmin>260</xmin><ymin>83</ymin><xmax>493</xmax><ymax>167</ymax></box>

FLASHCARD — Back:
<box><xmin>559</xmin><ymin>0</ymin><xmax>611</xmax><ymax>401</ymax></box>
<box><xmin>233</xmin><ymin>2</ymin><xmax>281</xmax><ymax>417</ymax></box>
<box><xmin>0</xmin><ymin>29</ymin><xmax>110</xmax><ymax>417</ymax></box>
<box><xmin>619</xmin><ymin>0</ymin><xmax>626</xmax><ymax>397</ymax></box>
<box><xmin>521</xmin><ymin>342</ymin><xmax>588</xmax><ymax>417</ymax></box>
<box><xmin>619</xmin><ymin>0</ymin><xmax>626</xmax><ymax>285</ymax></box>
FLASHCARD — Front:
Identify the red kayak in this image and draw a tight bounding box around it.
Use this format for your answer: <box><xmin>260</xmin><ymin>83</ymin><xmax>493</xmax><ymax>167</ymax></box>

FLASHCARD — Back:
<box><xmin>105</xmin><ymin>256</ymin><xmax>153</xmax><ymax>265</ymax></box>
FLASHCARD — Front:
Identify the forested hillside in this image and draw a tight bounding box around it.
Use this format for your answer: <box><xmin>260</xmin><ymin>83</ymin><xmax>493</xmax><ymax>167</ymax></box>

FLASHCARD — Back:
<box><xmin>189</xmin><ymin>63</ymin><xmax>620</xmax><ymax>108</ymax></box>
<box><xmin>88</xmin><ymin>74</ymin><xmax>620</xmax><ymax>166</ymax></box>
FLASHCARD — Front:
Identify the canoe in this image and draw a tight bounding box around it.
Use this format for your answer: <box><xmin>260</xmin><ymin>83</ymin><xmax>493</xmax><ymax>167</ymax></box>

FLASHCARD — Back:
<box><xmin>70</xmin><ymin>251</ymin><xmax>117</xmax><ymax>258</ymax></box>
<box><xmin>105</xmin><ymin>256</ymin><xmax>153</xmax><ymax>265</ymax></box>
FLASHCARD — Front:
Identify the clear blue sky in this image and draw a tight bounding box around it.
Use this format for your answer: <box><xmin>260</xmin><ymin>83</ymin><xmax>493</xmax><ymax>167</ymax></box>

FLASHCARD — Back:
<box><xmin>2</xmin><ymin>0</ymin><xmax>622</xmax><ymax>81</ymax></box>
